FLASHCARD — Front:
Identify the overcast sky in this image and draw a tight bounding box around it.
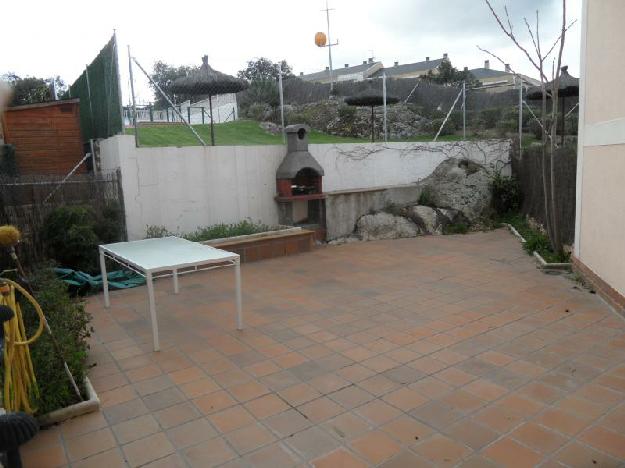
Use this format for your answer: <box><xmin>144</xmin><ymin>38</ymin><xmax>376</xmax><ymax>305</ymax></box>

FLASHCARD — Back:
<box><xmin>1</xmin><ymin>0</ymin><xmax>581</xmax><ymax>105</ymax></box>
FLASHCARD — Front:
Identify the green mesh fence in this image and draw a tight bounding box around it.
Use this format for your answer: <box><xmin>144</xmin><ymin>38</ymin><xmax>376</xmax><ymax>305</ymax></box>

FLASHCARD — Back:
<box><xmin>69</xmin><ymin>35</ymin><xmax>123</xmax><ymax>141</ymax></box>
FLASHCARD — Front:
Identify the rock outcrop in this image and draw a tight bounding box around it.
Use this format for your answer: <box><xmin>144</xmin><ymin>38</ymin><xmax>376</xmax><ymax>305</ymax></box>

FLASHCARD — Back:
<box><xmin>405</xmin><ymin>205</ymin><xmax>466</xmax><ymax>235</ymax></box>
<box><xmin>350</xmin><ymin>205</ymin><xmax>467</xmax><ymax>243</ymax></box>
<box><xmin>355</xmin><ymin>212</ymin><xmax>420</xmax><ymax>241</ymax></box>
<box><xmin>416</xmin><ymin>158</ymin><xmax>492</xmax><ymax>221</ymax></box>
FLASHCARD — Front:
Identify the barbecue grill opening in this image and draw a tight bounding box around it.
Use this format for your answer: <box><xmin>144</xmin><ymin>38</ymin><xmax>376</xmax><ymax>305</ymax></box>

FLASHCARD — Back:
<box><xmin>291</xmin><ymin>168</ymin><xmax>321</xmax><ymax>195</ymax></box>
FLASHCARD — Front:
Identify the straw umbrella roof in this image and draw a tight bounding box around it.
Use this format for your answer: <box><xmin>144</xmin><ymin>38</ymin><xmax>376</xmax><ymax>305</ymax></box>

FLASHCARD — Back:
<box><xmin>171</xmin><ymin>56</ymin><xmax>248</xmax><ymax>95</ymax></box>
<box><xmin>527</xmin><ymin>66</ymin><xmax>579</xmax><ymax>100</ymax></box>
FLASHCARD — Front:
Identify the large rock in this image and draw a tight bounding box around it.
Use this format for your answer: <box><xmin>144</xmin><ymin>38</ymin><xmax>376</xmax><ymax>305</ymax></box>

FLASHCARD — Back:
<box><xmin>417</xmin><ymin>158</ymin><xmax>492</xmax><ymax>221</ymax></box>
<box><xmin>406</xmin><ymin>205</ymin><xmax>467</xmax><ymax>235</ymax></box>
<box><xmin>356</xmin><ymin>212</ymin><xmax>420</xmax><ymax>241</ymax></box>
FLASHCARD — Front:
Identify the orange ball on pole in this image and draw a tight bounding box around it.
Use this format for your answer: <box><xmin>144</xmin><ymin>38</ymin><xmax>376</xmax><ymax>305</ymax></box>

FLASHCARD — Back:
<box><xmin>314</xmin><ymin>32</ymin><xmax>327</xmax><ymax>47</ymax></box>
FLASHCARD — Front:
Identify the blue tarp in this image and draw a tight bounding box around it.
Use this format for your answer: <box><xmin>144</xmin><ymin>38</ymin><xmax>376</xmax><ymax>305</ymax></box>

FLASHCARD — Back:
<box><xmin>55</xmin><ymin>268</ymin><xmax>145</xmax><ymax>291</ymax></box>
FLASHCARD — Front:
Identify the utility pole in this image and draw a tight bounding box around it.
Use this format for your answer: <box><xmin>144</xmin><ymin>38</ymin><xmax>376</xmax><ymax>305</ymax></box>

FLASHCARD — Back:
<box><xmin>462</xmin><ymin>81</ymin><xmax>466</xmax><ymax>139</ymax></box>
<box><xmin>322</xmin><ymin>0</ymin><xmax>337</xmax><ymax>91</ymax></box>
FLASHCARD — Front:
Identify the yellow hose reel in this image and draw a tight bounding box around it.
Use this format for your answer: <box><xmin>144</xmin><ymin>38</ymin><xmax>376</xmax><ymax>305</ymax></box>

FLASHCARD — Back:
<box><xmin>0</xmin><ymin>279</ymin><xmax>45</xmax><ymax>413</ymax></box>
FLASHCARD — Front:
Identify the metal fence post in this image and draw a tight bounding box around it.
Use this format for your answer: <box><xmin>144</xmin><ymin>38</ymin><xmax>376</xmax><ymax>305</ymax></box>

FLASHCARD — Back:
<box><xmin>127</xmin><ymin>46</ymin><xmax>139</xmax><ymax>147</ymax></box>
<box><xmin>149</xmin><ymin>104</ymin><xmax>154</xmax><ymax>122</ymax></box>
<box><xmin>462</xmin><ymin>81</ymin><xmax>466</xmax><ymax>140</ymax></box>
<box><xmin>202</xmin><ymin>107</ymin><xmax>205</xmax><ymax>125</ymax></box>
<box><xmin>187</xmin><ymin>106</ymin><xmax>191</xmax><ymax>124</ymax></box>
<box><xmin>383</xmin><ymin>73</ymin><xmax>388</xmax><ymax>142</ymax></box>
<box><xmin>279</xmin><ymin>71</ymin><xmax>286</xmax><ymax>144</ymax></box>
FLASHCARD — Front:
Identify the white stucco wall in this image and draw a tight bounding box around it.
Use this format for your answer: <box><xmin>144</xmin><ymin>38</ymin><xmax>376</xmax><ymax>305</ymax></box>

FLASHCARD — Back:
<box><xmin>575</xmin><ymin>0</ymin><xmax>625</xmax><ymax>298</ymax></box>
<box><xmin>100</xmin><ymin>135</ymin><xmax>510</xmax><ymax>240</ymax></box>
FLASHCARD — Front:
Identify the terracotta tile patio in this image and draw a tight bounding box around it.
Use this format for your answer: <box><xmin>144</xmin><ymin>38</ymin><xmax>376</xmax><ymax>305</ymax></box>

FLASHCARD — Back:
<box><xmin>22</xmin><ymin>230</ymin><xmax>625</xmax><ymax>467</ymax></box>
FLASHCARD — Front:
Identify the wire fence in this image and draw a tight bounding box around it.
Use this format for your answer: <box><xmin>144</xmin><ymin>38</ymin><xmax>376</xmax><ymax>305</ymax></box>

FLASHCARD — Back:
<box><xmin>0</xmin><ymin>171</ymin><xmax>126</xmax><ymax>268</ymax></box>
<box><xmin>512</xmin><ymin>143</ymin><xmax>577</xmax><ymax>244</ymax></box>
<box><xmin>124</xmin><ymin>50</ymin><xmax>578</xmax><ymax>151</ymax></box>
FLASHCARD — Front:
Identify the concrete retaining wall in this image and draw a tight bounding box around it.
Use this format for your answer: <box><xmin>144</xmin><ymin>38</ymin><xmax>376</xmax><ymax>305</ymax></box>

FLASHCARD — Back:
<box><xmin>99</xmin><ymin>135</ymin><xmax>510</xmax><ymax>240</ymax></box>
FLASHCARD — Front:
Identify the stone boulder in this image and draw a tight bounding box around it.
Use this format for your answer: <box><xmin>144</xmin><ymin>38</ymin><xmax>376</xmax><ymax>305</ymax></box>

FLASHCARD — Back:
<box><xmin>417</xmin><ymin>158</ymin><xmax>492</xmax><ymax>221</ymax></box>
<box><xmin>259</xmin><ymin>121</ymin><xmax>281</xmax><ymax>135</ymax></box>
<box><xmin>355</xmin><ymin>212</ymin><xmax>420</xmax><ymax>241</ymax></box>
<box><xmin>406</xmin><ymin>205</ymin><xmax>467</xmax><ymax>235</ymax></box>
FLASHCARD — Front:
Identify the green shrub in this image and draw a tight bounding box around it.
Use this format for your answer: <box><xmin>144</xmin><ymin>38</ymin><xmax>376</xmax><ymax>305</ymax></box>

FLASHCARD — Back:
<box><xmin>448</xmin><ymin>111</ymin><xmax>463</xmax><ymax>130</ymax></box>
<box><xmin>245</xmin><ymin>102</ymin><xmax>271</xmax><ymax>121</ymax></box>
<box><xmin>42</xmin><ymin>206</ymin><xmax>99</xmax><ymax>273</ymax></box>
<box><xmin>42</xmin><ymin>204</ymin><xmax>124</xmax><ymax>273</ymax></box>
<box><xmin>10</xmin><ymin>268</ymin><xmax>92</xmax><ymax>415</ymax></box>
<box><xmin>0</xmin><ymin>144</ymin><xmax>18</xmax><ymax>176</ymax></box>
<box><xmin>495</xmin><ymin>119</ymin><xmax>517</xmax><ymax>137</ymax></box>
<box><xmin>479</xmin><ymin>108</ymin><xmax>503</xmax><ymax>129</ymax></box>
<box><xmin>443</xmin><ymin>223</ymin><xmax>469</xmax><ymax>235</ymax></box>
<box><xmin>418</xmin><ymin>187</ymin><xmax>436</xmax><ymax>207</ymax></box>
<box><xmin>146</xmin><ymin>221</ymin><xmax>275</xmax><ymax>242</ymax></box>
<box><xmin>145</xmin><ymin>225</ymin><xmax>173</xmax><ymax>238</ymax></box>
<box><xmin>490</xmin><ymin>174</ymin><xmax>522</xmax><ymax>215</ymax></box>
<box><xmin>500</xmin><ymin>214</ymin><xmax>569</xmax><ymax>263</ymax></box>
<box><xmin>94</xmin><ymin>202</ymin><xmax>124</xmax><ymax>244</ymax></box>
<box><xmin>425</xmin><ymin>118</ymin><xmax>454</xmax><ymax>136</ymax></box>
<box><xmin>529</xmin><ymin>117</ymin><xmax>553</xmax><ymax>140</ymax></box>
<box><xmin>184</xmin><ymin>220</ymin><xmax>273</xmax><ymax>242</ymax></box>
<box><xmin>337</xmin><ymin>105</ymin><xmax>356</xmax><ymax>122</ymax></box>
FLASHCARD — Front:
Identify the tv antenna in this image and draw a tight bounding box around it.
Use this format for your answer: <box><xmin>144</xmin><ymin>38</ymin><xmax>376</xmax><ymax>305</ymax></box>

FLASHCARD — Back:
<box><xmin>317</xmin><ymin>0</ymin><xmax>339</xmax><ymax>90</ymax></box>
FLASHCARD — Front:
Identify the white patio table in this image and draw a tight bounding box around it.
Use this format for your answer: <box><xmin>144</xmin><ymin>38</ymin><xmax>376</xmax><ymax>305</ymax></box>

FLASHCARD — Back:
<box><xmin>98</xmin><ymin>236</ymin><xmax>242</xmax><ymax>351</ymax></box>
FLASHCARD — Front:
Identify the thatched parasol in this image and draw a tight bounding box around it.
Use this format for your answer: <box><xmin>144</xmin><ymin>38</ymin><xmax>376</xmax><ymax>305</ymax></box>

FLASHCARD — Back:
<box><xmin>344</xmin><ymin>92</ymin><xmax>399</xmax><ymax>142</ymax></box>
<box><xmin>171</xmin><ymin>56</ymin><xmax>248</xmax><ymax>145</ymax></box>
<box><xmin>527</xmin><ymin>66</ymin><xmax>579</xmax><ymax>143</ymax></box>
<box><xmin>526</xmin><ymin>66</ymin><xmax>579</xmax><ymax>100</ymax></box>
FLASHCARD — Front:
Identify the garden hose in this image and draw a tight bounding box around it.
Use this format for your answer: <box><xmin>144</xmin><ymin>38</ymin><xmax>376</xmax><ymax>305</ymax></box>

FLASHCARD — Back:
<box><xmin>0</xmin><ymin>279</ymin><xmax>45</xmax><ymax>414</ymax></box>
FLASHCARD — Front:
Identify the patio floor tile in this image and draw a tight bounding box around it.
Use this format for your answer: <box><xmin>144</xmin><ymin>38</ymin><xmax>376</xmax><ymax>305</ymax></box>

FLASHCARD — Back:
<box><xmin>209</xmin><ymin>405</ymin><xmax>256</xmax><ymax>433</ymax></box>
<box><xmin>312</xmin><ymin>448</ymin><xmax>367</xmax><ymax>468</ymax></box>
<box><xmin>23</xmin><ymin>231</ymin><xmax>625</xmax><ymax>466</ymax></box>
<box><xmin>182</xmin><ymin>437</ymin><xmax>237</xmax><ymax>467</ymax></box>
<box><xmin>413</xmin><ymin>434</ymin><xmax>472</xmax><ymax>467</ymax></box>
<box><xmin>122</xmin><ymin>432</ymin><xmax>175</xmax><ymax>467</ymax></box>
<box><xmin>349</xmin><ymin>430</ymin><xmax>402</xmax><ymax>465</ymax></box>
<box><xmin>483</xmin><ymin>437</ymin><xmax>542</xmax><ymax>468</ymax></box>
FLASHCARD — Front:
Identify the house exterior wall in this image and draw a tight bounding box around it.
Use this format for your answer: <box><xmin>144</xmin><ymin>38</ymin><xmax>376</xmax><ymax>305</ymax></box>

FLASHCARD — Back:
<box><xmin>100</xmin><ymin>135</ymin><xmax>510</xmax><ymax>240</ymax></box>
<box><xmin>575</xmin><ymin>0</ymin><xmax>625</xmax><ymax>306</ymax></box>
<box><xmin>1</xmin><ymin>100</ymin><xmax>85</xmax><ymax>175</ymax></box>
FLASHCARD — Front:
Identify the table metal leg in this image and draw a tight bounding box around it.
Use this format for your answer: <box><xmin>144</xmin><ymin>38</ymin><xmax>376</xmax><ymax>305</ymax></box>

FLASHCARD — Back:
<box><xmin>99</xmin><ymin>248</ymin><xmax>110</xmax><ymax>308</ymax></box>
<box><xmin>146</xmin><ymin>272</ymin><xmax>160</xmax><ymax>351</ymax></box>
<box><xmin>173</xmin><ymin>269</ymin><xmax>179</xmax><ymax>294</ymax></box>
<box><xmin>234</xmin><ymin>258</ymin><xmax>243</xmax><ymax>330</ymax></box>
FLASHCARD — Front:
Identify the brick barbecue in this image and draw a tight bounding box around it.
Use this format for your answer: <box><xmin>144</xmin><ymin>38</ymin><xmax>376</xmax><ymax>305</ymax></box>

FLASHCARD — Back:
<box><xmin>276</xmin><ymin>125</ymin><xmax>326</xmax><ymax>240</ymax></box>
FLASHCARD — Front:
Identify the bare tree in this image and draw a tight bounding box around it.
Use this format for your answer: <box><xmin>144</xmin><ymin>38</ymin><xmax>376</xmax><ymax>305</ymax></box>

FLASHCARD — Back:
<box><xmin>479</xmin><ymin>0</ymin><xmax>576</xmax><ymax>255</ymax></box>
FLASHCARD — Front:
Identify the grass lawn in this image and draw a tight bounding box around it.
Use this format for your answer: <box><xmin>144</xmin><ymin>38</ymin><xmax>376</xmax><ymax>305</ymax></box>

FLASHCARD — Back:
<box><xmin>127</xmin><ymin>120</ymin><xmax>365</xmax><ymax>147</ymax></box>
<box><xmin>126</xmin><ymin>119</ymin><xmax>537</xmax><ymax>147</ymax></box>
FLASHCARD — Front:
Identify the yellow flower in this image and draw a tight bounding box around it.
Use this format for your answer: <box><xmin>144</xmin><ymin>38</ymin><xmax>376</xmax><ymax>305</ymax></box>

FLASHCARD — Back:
<box><xmin>0</xmin><ymin>225</ymin><xmax>21</xmax><ymax>248</ymax></box>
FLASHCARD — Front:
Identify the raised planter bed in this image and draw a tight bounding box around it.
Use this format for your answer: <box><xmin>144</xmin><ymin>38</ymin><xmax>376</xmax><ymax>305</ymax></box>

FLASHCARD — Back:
<box><xmin>38</xmin><ymin>378</ymin><xmax>100</xmax><ymax>427</ymax></box>
<box><xmin>202</xmin><ymin>227</ymin><xmax>315</xmax><ymax>263</ymax></box>
<box><xmin>505</xmin><ymin>223</ymin><xmax>572</xmax><ymax>272</ymax></box>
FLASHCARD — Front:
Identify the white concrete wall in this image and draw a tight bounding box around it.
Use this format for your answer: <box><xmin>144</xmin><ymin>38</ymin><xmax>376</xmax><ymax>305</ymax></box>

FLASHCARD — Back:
<box><xmin>575</xmin><ymin>0</ymin><xmax>625</xmax><ymax>298</ymax></box>
<box><xmin>100</xmin><ymin>135</ymin><xmax>510</xmax><ymax>240</ymax></box>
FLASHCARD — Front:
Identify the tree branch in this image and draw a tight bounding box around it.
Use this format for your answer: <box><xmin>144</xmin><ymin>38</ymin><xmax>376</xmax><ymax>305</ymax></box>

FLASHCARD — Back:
<box><xmin>523</xmin><ymin>17</ymin><xmax>540</xmax><ymax>57</ymax></box>
<box><xmin>483</xmin><ymin>0</ymin><xmax>548</xmax><ymax>80</ymax></box>
<box><xmin>544</xmin><ymin>19</ymin><xmax>578</xmax><ymax>59</ymax></box>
